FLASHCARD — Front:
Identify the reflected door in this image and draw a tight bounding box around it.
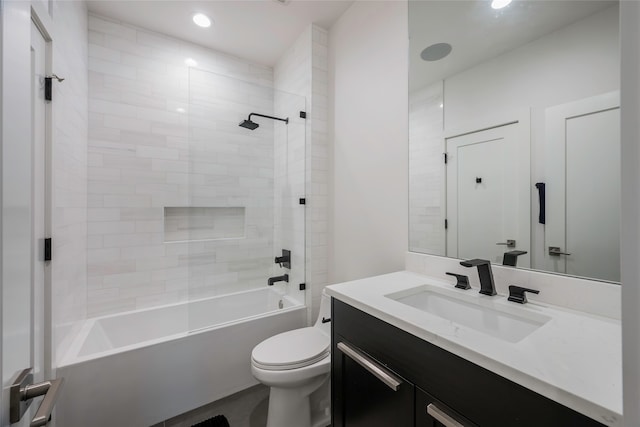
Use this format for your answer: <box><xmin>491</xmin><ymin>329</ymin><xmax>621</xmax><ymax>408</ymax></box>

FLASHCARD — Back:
<box><xmin>446</xmin><ymin>121</ymin><xmax>530</xmax><ymax>266</ymax></box>
<box><xmin>545</xmin><ymin>92</ymin><xmax>620</xmax><ymax>281</ymax></box>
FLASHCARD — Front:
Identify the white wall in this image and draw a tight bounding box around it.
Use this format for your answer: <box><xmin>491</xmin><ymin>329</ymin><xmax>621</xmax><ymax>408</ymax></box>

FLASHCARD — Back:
<box><xmin>620</xmin><ymin>2</ymin><xmax>640</xmax><ymax>426</ymax></box>
<box><xmin>328</xmin><ymin>0</ymin><xmax>408</xmax><ymax>284</ymax></box>
<box><xmin>409</xmin><ymin>5</ymin><xmax>619</xmax><ymax>270</ymax></box>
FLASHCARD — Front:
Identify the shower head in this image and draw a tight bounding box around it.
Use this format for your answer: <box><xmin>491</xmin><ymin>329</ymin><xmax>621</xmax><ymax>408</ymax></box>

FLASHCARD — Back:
<box><xmin>239</xmin><ymin>119</ymin><xmax>259</xmax><ymax>130</ymax></box>
<box><xmin>239</xmin><ymin>112</ymin><xmax>289</xmax><ymax>131</ymax></box>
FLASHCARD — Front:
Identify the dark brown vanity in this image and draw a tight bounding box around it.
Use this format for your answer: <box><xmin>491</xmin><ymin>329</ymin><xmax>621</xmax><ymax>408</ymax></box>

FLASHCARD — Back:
<box><xmin>331</xmin><ymin>298</ymin><xmax>606</xmax><ymax>427</ymax></box>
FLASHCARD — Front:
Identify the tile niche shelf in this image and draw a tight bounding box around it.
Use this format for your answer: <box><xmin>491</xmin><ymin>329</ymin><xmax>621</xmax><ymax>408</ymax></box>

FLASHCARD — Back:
<box><xmin>163</xmin><ymin>207</ymin><xmax>246</xmax><ymax>243</ymax></box>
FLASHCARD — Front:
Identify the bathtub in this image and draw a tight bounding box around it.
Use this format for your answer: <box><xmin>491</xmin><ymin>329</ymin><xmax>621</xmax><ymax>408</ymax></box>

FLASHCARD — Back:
<box><xmin>55</xmin><ymin>287</ymin><xmax>307</xmax><ymax>427</ymax></box>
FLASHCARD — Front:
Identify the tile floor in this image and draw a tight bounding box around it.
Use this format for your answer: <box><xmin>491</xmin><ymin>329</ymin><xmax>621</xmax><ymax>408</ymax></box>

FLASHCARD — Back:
<box><xmin>151</xmin><ymin>384</ymin><xmax>269</xmax><ymax>427</ymax></box>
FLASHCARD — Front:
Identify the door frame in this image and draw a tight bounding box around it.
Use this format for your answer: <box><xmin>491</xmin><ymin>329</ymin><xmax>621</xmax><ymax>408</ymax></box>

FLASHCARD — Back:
<box><xmin>30</xmin><ymin>2</ymin><xmax>55</xmax><ymax>384</ymax></box>
<box><xmin>443</xmin><ymin>109</ymin><xmax>531</xmax><ymax>262</ymax></box>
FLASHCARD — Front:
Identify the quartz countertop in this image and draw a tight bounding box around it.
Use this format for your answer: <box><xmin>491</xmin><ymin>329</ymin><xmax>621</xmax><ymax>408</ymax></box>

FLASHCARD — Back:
<box><xmin>326</xmin><ymin>271</ymin><xmax>622</xmax><ymax>426</ymax></box>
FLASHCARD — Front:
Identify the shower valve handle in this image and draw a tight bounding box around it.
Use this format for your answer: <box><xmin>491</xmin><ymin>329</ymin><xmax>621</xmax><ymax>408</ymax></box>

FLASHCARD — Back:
<box><xmin>274</xmin><ymin>249</ymin><xmax>291</xmax><ymax>269</ymax></box>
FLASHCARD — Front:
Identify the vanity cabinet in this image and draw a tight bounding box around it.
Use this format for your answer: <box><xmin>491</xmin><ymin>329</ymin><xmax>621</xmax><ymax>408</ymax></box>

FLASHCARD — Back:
<box><xmin>331</xmin><ymin>299</ymin><xmax>606</xmax><ymax>427</ymax></box>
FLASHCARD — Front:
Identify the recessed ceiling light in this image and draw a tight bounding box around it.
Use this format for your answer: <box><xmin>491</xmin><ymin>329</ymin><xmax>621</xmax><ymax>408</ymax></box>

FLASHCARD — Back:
<box><xmin>421</xmin><ymin>43</ymin><xmax>453</xmax><ymax>62</ymax></box>
<box><xmin>185</xmin><ymin>58</ymin><xmax>198</xmax><ymax>67</ymax></box>
<box><xmin>491</xmin><ymin>0</ymin><xmax>512</xmax><ymax>9</ymax></box>
<box><xmin>192</xmin><ymin>13</ymin><xmax>211</xmax><ymax>28</ymax></box>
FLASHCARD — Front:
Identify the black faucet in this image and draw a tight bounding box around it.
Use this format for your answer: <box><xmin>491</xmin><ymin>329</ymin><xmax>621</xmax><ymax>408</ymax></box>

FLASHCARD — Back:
<box><xmin>460</xmin><ymin>259</ymin><xmax>496</xmax><ymax>296</ymax></box>
<box><xmin>268</xmin><ymin>274</ymin><xmax>289</xmax><ymax>286</ymax></box>
<box><xmin>502</xmin><ymin>250</ymin><xmax>528</xmax><ymax>267</ymax></box>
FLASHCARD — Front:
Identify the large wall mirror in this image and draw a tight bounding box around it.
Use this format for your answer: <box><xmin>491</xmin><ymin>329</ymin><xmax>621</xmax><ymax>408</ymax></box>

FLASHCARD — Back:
<box><xmin>408</xmin><ymin>0</ymin><xmax>620</xmax><ymax>282</ymax></box>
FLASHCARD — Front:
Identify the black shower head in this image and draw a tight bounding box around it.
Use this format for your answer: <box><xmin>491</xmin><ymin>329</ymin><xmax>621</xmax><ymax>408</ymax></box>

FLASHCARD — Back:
<box><xmin>239</xmin><ymin>112</ymin><xmax>288</xmax><ymax>131</ymax></box>
<box><xmin>239</xmin><ymin>119</ymin><xmax>259</xmax><ymax>130</ymax></box>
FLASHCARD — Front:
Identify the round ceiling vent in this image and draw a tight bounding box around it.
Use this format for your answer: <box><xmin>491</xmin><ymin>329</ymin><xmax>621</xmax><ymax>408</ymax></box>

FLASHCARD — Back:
<box><xmin>420</xmin><ymin>43</ymin><xmax>453</xmax><ymax>62</ymax></box>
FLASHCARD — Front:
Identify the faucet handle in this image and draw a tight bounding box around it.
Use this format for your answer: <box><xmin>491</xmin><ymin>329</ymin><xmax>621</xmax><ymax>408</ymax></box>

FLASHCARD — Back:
<box><xmin>508</xmin><ymin>285</ymin><xmax>540</xmax><ymax>304</ymax></box>
<box><xmin>445</xmin><ymin>272</ymin><xmax>471</xmax><ymax>290</ymax></box>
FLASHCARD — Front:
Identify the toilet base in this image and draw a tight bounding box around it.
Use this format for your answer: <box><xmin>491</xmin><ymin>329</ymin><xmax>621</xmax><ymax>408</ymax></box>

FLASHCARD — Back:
<box><xmin>265</xmin><ymin>374</ymin><xmax>328</xmax><ymax>427</ymax></box>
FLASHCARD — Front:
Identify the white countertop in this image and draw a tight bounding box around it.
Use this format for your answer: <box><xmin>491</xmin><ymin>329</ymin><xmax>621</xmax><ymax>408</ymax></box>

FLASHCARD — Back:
<box><xmin>326</xmin><ymin>271</ymin><xmax>622</xmax><ymax>426</ymax></box>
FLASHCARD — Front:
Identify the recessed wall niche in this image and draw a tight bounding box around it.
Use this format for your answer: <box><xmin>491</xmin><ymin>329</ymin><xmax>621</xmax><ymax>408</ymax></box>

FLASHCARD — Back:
<box><xmin>163</xmin><ymin>207</ymin><xmax>246</xmax><ymax>243</ymax></box>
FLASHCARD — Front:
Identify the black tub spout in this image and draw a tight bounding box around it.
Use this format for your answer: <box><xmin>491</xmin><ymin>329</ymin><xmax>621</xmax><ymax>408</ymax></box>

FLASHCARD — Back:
<box><xmin>268</xmin><ymin>274</ymin><xmax>289</xmax><ymax>286</ymax></box>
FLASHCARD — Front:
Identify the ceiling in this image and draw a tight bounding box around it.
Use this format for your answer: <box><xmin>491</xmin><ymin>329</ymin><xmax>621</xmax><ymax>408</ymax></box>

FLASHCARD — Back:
<box><xmin>86</xmin><ymin>0</ymin><xmax>354</xmax><ymax>67</ymax></box>
<box><xmin>409</xmin><ymin>0</ymin><xmax>617</xmax><ymax>91</ymax></box>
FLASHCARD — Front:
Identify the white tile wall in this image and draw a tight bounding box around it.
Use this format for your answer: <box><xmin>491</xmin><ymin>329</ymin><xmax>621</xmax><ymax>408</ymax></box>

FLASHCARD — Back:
<box><xmin>409</xmin><ymin>82</ymin><xmax>445</xmax><ymax>255</ymax></box>
<box><xmin>52</xmin><ymin>0</ymin><xmax>89</xmax><ymax>365</ymax></box>
<box><xmin>88</xmin><ymin>15</ymin><xmax>281</xmax><ymax>317</ymax></box>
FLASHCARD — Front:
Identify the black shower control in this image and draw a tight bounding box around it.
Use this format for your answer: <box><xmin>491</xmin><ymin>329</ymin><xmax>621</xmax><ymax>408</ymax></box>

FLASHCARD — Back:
<box><xmin>300</xmin><ymin>111</ymin><xmax>307</xmax><ymax>119</ymax></box>
<box><xmin>299</xmin><ymin>283</ymin><xmax>306</xmax><ymax>291</ymax></box>
<box><xmin>321</xmin><ymin>317</ymin><xmax>331</xmax><ymax>323</ymax></box>
<box><xmin>275</xmin><ymin>249</ymin><xmax>291</xmax><ymax>269</ymax></box>
<box><xmin>299</xmin><ymin>198</ymin><xmax>306</xmax><ymax>205</ymax></box>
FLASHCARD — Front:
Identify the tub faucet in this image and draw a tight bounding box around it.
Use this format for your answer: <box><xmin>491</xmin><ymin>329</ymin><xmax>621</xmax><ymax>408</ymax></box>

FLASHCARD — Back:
<box><xmin>268</xmin><ymin>274</ymin><xmax>289</xmax><ymax>286</ymax></box>
<box><xmin>460</xmin><ymin>259</ymin><xmax>497</xmax><ymax>296</ymax></box>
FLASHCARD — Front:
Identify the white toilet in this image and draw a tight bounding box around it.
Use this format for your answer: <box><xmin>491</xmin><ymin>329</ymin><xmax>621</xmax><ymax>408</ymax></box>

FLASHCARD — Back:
<box><xmin>251</xmin><ymin>291</ymin><xmax>331</xmax><ymax>427</ymax></box>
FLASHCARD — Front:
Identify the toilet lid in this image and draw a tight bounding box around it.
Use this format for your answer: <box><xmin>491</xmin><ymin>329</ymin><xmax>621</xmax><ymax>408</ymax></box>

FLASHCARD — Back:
<box><xmin>252</xmin><ymin>327</ymin><xmax>330</xmax><ymax>371</ymax></box>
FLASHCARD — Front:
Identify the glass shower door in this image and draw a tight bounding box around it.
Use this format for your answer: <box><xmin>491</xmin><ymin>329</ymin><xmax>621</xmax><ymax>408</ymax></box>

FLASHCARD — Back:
<box><xmin>185</xmin><ymin>68</ymin><xmax>306</xmax><ymax>332</ymax></box>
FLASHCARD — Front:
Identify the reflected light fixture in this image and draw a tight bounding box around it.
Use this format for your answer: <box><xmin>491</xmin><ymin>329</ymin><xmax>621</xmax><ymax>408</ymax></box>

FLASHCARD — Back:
<box><xmin>192</xmin><ymin>13</ymin><xmax>211</xmax><ymax>28</ymax></box>
<box><xmin>185</xmin><ymin>58</ymin><xmax>198</xmax><ymax>67</ymax></box>
<box><xmin>491</xmin><ymin>0</ymin><xmax>512</xmax><ymax>9</ymax></box>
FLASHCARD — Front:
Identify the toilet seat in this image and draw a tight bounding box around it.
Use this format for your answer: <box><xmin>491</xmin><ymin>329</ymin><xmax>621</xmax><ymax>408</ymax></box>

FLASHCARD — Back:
<box><xmin>252</xmin><ymin>327</ymin><xmax>329</xmax><ymax>371</ymax></box>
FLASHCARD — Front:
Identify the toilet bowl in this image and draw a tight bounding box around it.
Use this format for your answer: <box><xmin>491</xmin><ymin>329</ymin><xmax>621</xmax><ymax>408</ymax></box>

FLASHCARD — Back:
<box><xmin>251</xmin><ymin>291</ymin><xmax>331</xmax><ymax>427</ymax></box>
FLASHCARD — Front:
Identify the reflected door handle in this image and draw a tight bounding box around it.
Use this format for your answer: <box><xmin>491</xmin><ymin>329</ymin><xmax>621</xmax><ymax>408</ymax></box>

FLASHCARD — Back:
<box><xmin>10</xmin><ymin>368</ymin><xmax>65</xmax><ymax>426</ymax></box>
<box><xmin>496</xmin><ymin>239</ymin><xmax>516</xmax><ymax>248</ymax></box>
<box><xmin>549</xmin><ymin>246</ymin><xmax>572</xmax><ymax>256</ymax></box>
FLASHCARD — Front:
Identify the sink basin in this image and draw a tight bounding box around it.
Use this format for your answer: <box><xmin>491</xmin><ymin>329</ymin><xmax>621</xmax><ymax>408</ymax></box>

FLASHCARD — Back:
<box><xmin>386</xmin><ymin>287</ymin><xmax>550</xmax><ymax>343</ymax></box>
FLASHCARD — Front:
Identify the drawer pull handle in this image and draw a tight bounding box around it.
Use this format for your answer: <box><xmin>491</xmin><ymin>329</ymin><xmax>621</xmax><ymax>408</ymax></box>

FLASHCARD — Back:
<box><xmin>427</xmin><ymin>403</ymin><xmax>468</xmax><ymax>427</ymax></box>
<box><xmin>337</xmin><ymin>341</ymin><xmax>402</xmax><ymax>391</ymax></box>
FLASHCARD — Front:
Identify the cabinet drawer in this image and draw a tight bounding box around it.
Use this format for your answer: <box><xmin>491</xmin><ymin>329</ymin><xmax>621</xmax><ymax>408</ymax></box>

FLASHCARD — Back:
<box><xmin>332</xmin><ymin>338</ymin><xmax>415</xmax><ymax>427</ymax></box>
<box><xmin>332</xmin><ymin>299</ymin><xmax>605</xmax><ymax>426</ymax></box>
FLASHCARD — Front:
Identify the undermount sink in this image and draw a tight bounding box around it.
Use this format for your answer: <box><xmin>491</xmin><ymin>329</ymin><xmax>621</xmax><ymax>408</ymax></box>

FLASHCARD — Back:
<box><xmin>386</xmin><ymin>287</ymin><xmax>551</xmax><ymax>343</ymax></box>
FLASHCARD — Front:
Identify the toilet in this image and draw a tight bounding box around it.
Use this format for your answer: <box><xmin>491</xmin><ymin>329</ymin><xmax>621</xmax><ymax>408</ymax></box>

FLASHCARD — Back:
<box><xmin>251</xmin><ymin>291</ymin><xmax>331</xmax><ymax>427</ymax></box>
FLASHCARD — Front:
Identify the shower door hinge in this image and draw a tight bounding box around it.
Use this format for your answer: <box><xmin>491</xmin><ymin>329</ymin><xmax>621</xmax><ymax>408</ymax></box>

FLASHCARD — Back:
<box><xmin>299</xmin><ymin>111</ymin><xmax>307</xmax><ymax>119</ymax></box>
<box><xmin>444</xmin><ymin>219</ymin><xmax>448</xmax><ymax>229</ymax></box>
<box><xmin>299</xmin><ymin>198</ymin><xmax>306</xmax><ymax>205</ymax></box>
<box><xmin>44</xmin><ymin>238</ymin><xmax>52</xmax><ymax>261</ymax></box>
<box><xmin>44</xmin><ymin>77</ymin><xmax>53</xmax><ymax>101</ymax></box>
<box><xmin>444</xmin><ymin>153</ymin><xmax>448</xmax><ymax>164</ymax></box>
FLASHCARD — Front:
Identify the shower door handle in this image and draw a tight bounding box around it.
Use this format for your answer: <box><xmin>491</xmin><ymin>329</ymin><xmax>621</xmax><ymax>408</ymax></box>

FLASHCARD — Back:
<box><xmin>10</xmin><ymin>368</ymin><xmax>65</xmax><ymax>426</ymax></box>
<box><xmin>337</xmin><ymin>342</ymin><xmax>402</xmax><ymax>391</ymax></box>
